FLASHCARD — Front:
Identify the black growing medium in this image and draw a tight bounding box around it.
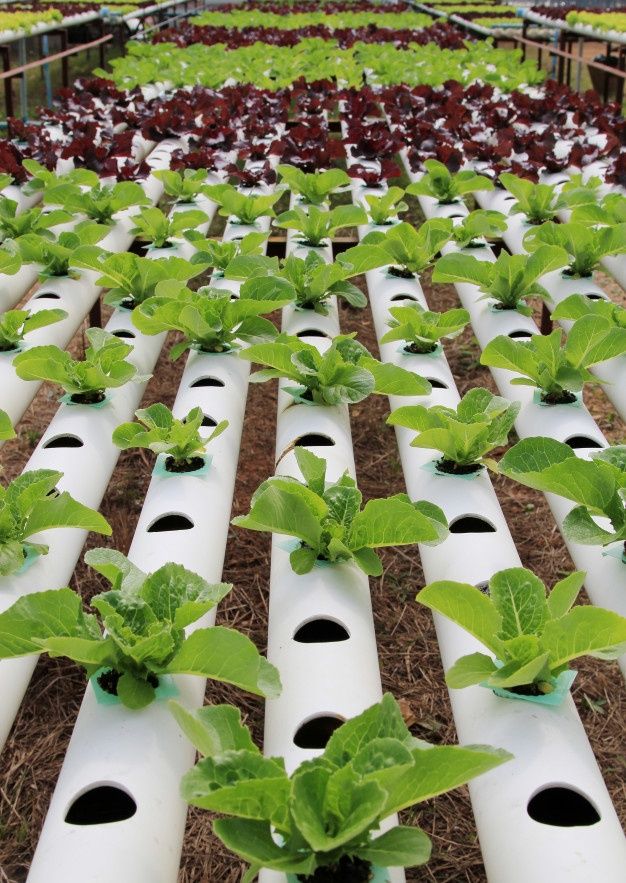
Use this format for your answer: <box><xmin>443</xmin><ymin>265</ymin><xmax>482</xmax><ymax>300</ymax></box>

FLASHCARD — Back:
<box><xmin>97</xmin><ymin>668</ymin><xmax>159</xmax><ymax>697</ymax></box>
<box><xmin>69</xmin><ymin>390</ymin><xmax>107</xmax><ymax>405</ymax></box>
<box><xmin>297</xmin><ymin>856</ymin><xmax>374</xmax><ymax>883</ymax></box>
<box><xmin>164</xmin><ymin>455</ymin><xmax>206</xmax><ymax>473</ymax></box>
<box><xmin>436</xmin><ymin>458</ymin><xmax>483</xmax><ymax>476</ymax></box>
<box><xmin>388</xmin><ymin>266</ymin><xmax>414</xmax><ymax>279</ymax></box>
<box><xmin>404</xmin><ymin>341</ymin><xmax>438</xmax><ymax>355</ymax></box>
<box><xmin>540</xmin><ymin>390</ymin><xmax>578</xmax><ymax>405</ymax></box>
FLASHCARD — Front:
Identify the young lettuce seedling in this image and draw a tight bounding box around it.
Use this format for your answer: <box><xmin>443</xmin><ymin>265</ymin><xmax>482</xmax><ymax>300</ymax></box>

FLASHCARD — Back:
<box><xmin>186</xmin><ymin>230</ymin><xmax>268</xmax><ymax>276</ymax></box>
<box><xmin>499</xmin><ymin>439</ymin><xmax>626</xmax><ymax>556</ymax></box>
<box><xmin>523</xmin><ymin>220</ymin><xmax>626</xmax><ymax>279</ymax></box>
<box><xmin>132</xmin><ymin>276</ymin><xmax>293</xmax><ymax>358</ymax></box>
<box><xmin>13</xmin><ymin>327</ymin><xmax>147</xmax><ymax>405</ymax></box>
<box><xmin>571</xmin><ymin>192</ymin><xmax>626</xmax><ymax>227</ymax></box>
<box><xmin>113</xmin><ymin>403</ymin><xmax>228</xmax><ymax>473</ymax></box>
<box><xmin>172</xmin><ymin>694</ymin><xmax>510</xmax><ymax>882</ymax></box>
<box><xmin>44</xmin><ymin>180</ymin><xmax>150</xmax><ymax>225</ymax></box>
<box><xmin>450</xmin><ymin>210</ymin><xmax>507</xmax><ymax>249</ymax></box>
<box><xmin>234</xmin><ymin>448</ymin><xmax>447</xmax><ymax>575</ymax></box>
<box><xmin>388</xmin><ymin>388</ymin><xmax>519</xmax><ymax>475</ymax></box>
<box><xmin>0</xmin><ymin>409</ymin><xmax>15</xmax><ymax>441</ymax></box>
<box><xmin>498</xmin><ymin>173</ymin><xmax>564</xmax><ymax>225</ymax></box>
<box><xmin>432</xmin><ymin>245</ymin><xmax>568</xmax><ymax>315</ymax></box>
<box><xmin>10</xmin><ymin>223</ymin><xmax>109</xmax><ymax>280</ymax></box>
<box><xmin>73</xmin><ymin>251</ymin><xmax>203</xmax><ymax>308</ymax></box>
<box><xmin>407</xmin><ymin>160</ymin><xmax>493</xmax><ymax>205</ymax></box>
<box><xmin>418</xmin><ymin>566</ymin><xmax>626</xmax><ymax>696</ymax></box>
<box><xmin>130</xmin><ymin>206</ymin><xmax>208</xmax><ymax>249</ymax></box>
<box><xmin>552</xmin><ymin>293</ymin><xmax>626</xmax><ymax>329</ymax></box>
<box><xmin>339</xmin><ymin>219</ymin><xmax>453</xmax><ymax>279</ymax></box>
<box><xmin>480</xmin><ymin>319</ymin><xmax>626</xmax><ymax>404</ymax></box>
<box><xmin>0</xmin><ymin>469</ymin><xmax>111</xmax><ymax>577</ymax></box>
<box><xmin>0</xmin><ymin>549</ymin><xmax>281</xmax><ymax>709</ymax></box>
<box><xmin>153</xmin><ymin>168</ymin><xmax>211</xmax><ymax>204</ymax></box>
<box><xmin>241</xmin><ymin>332</ymin><xmax>431</xmax><ymax>405</ymax></box>
<box><xmin>204</xmin><ymin>183</ymin><xmax>283</xmax><ymax>225</ymax></box>
<box><xmin>277</xmin><ymin>164</ymin><xmax>351</xmax><ymax>205</ymax></box>
<box><xmin>21</xmin><ymin>159</ymin><xmax>97</xmax><ymax>196</ymax></box>
<box><xmin>381</xmin><ymin>302</ymin><xmax>469</xmax><ymax>354</ymax></box>
<box><xmin>362</xmin><ymin>186</ymin><xmax>408</xmax><ymax>226</ymax></box>
<box><xmin>0</xmin><ymin>197</ymin><xmax>71</xmax><ymax>242</ymax></box>
<box><xmin>275</xmin><ymin>204</ymin><xmax>367</xmax><ymax>247</ymax></box>
<box><xmin>0</xmin><ymin>307</ymin><xmax>67</xmax><ymax>352</ymax></box>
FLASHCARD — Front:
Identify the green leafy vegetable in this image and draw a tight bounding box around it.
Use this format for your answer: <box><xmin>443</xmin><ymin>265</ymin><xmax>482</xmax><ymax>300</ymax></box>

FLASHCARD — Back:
<box><xmin>275</xmin><ymin>204</ymin><xmax>366</xmax><ymax>247</ymax></box>
<box><xmin>571</xmin><ymin>192</ymin><xmax>626</xmax><ymax>227</ymax></box>
<box><xmin>362</xmin><ymin>186</ymin><xmax>408</xmax><ymax>226</ymax></box>
<box><xmin>523</xmin><ymin>220</ymin><xmax>626</xmax><ymax>279</ymax></box>
<box><xmin>418</xmin><ymin>566</ymin><xmax>626</xmax><ymax>693</ymax></box>
<box><xmin>21</xmin><ymin>160</ymin><xmax>97</xmax><ymax>195</ymax></box>
<box><xmin>130</xmin><ymin>206</ymin><xmax>208</xmax><ymax>248</ymax></box>
<box><xmin>380</xmin><ymin>302</ymin><xmax>469</xmax><ymax>354</ymax></box>
<box><xmin>432</xmin><ymin>246</ymin><xmax>568</xmax><ymax>315</ymax></box>
<box><xmin>551</xmin><ymin>294</ymin><xmax>626</xmax><ymax>329</ymax></box>
<box><xmin>388</xmin><ymin>388</ymin><xmax>519</xmax><ymax>473</ymax></box>
<box><xmin>44</xmin><ymin>180</ymin><xmax>150</xmax><ymax>224</ymax></box>
<box><xmin>277</xmin><ymin>165</ymin><xmax>351</xmax><ymax>205</ymax></box>
<box><xmin>450</xmin><ymin>210</ymin><xmax>507</xmax><ymax>248</ymax></box>
<box><xmin>9</xmin><ymin>223</ymin><xmax>109</xmax><ymax>280</ymax></box>
<box><xmin>339</xmin><ymin>219</ymin><xmax>453</xmax><ymax>278</ymax></box>
<box><xmin>480</xmin><ymin>320</ymin><xmax>626</xmax><ymax>403</ymax></box>
<box><xmin>13</xmin><ymin>327</ymin><xmax>147</xmax><ymax>403</ymax></box>
<box><xmin>499</xmin><ymin>173</ymin><xmax>563</xmax><ymax>225</ymax></box>
<box><xmin>0</xmin><ymin>307</ymin><xmax>67</xmax><ymax>352</ymax></box>
<box><xmin>174</xmin><ymin>693</ymin><xmax>510</xmax><ymax>881</ymax></box>
<box><xmin>241</xmin><ymin>332</ymin><xmax>431</xmax><ymax>405</ymax></box>
<box><xmin>233</xmin><ymin>448</ymin><xmax>447</xmax><ymax>575</ymax></box>
<box><xmin>0</xmin><ymin>549</ymin><xmax>280</xmax><ymax>708</ymax></box>
<box><xmin>186</xmin><ymin>231</ymin><xmax>268</xmax><ymax>276</ymax></box>
<box><xmin>204</xmin><ymin>184</ymin><xmax>283</xmax><ymax>225</ymax></box>
<box><xmin>0</xmin><ymin>409</ymin><xmax>15</xmax><ymax>441</ymax></box>
<box><xmin>407</xmin><ymin>161</ymin><xmax>493</xmax><ymax>205</ymax></box>
<box><xmin>0</xmin><ymin>198</ymin><xmax>71</xmax><ymax>241</ymax></box>
<box><xmin>0</xmin><ymin>470</ymin><xmax>111</xmax><ymax>576</ymax></box>
<box><xmin>153</xmin><ymin>168</ymin><xmax>211</xmax><ymax>204</ymax></box>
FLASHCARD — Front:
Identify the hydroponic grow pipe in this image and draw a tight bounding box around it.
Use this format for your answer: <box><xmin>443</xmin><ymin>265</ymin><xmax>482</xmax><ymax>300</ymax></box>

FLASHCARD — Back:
<box><xmin>346</xmin><ymin>171</ymin><xmax>626</xmax><ymax>883</ymax></box>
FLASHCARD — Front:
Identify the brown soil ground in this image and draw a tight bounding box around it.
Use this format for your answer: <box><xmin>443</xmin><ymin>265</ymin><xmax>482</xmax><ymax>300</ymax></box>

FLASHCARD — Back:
<box><xmin>0</xmin><ymin>193</ymin><xmax>624</xmax><ymax>883</ymax></box>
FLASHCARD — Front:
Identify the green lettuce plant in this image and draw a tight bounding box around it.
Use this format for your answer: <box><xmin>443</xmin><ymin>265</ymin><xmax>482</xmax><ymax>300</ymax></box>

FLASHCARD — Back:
<box><xmin>339</xmin><ymin>219</ymin><xmax>453</xmax><ymax>278</ymax></box>
<box><xmin>551</xmin><ymin>293</ymin><xmax>626</xmax><ymax>329</ymax></box>
<box><xmin>153</xmin><ymin>168</ymin><xmax>211</xmax><ymax>204</ymax></box>
<box><xmin>233</xmin><ymin>448</ymin><xmax>447</xmax><ymax>575</ymax></box>
<box><xmin>0</xmin><ymin>307</ymin><xmax>67</xmax><ymax>352</ymax></box>
<box><xmin>522</xmin><ymin>220</ymin><xmax>626</xmax><ymax>278</ymax></box>
<box><xmin>277</xmin><ymin>165</ymin><xmax>350</xmax><ymax>205</ymax></box>
<box><xmin>432</xmin><ymin>246</ymin><xmax>568</xmax><ymax>314</ymax></box>
<box><xmin>0</xmin><ymin>469</ymin><xmax>111</xmax><ymax>576</ymax></box>
<box><xmin>132</xmin><ymin>276</ymin><xmax>292</xmax><ymax>358</ymax></box>
<box><xmin>186</xmin><ymin>230</ymin><xmax>268</xmax><ymax>276</ymax></box>
<box><xmin>204</xmin><ymin>184</ymin><xmax>283</xmax><ymax>225</ymax></box>
<box><xmin>571</xmin><ymin>192</ymin><xmax>626</xmax><ymax>227</ymax></box>
<box><xmin>73</xmin><ymin>251</ymin><xmax>202</xmax><ymax>308</ymax></box>
<box><xmin>381</xmin><ymin>302</ymin><xmax>469</xmax><ymax>354</ymax></box>
<box><xmin>10</xmin><ymin>223</ymin><xmax>109</xmax><ymax>280</ymax></box>
<box><xmin>450</xmin><ymin>210</ymin><xmax>507</xmax><ymax>248</ymax></box>
<box><xmin>0</xmin><ymin>548</ymin><xmax>280</xmax><ymax>708</ymax></box>
<box><xmin>0</xmin><ymin>197</ymin><xmax>71</xmax><ymax>241</ymax></box>
<box><xmin>13</xmin><ymin>327</ymin><xmax>147</xmax><ymax>405</ymax></box>
<box><xmin>481</xmin><ymin>319</ymin><xmax>626</xmax><ymax>404</ymax></box>
<box><xmin>418</xmin><ymin>566</ymin><xmax>626</xmax><ymax>695</ymax></box>
<box><xmin>21</xmin><ymin>160</ymin><xmax>97</xmax><ymax>195</ymax></box>
<box><xmin>44</xmin><ymin>180</ymin><xmax>150</xmax><ymax>224</ymax></box>
<box><xmin>0</xmin><ymin>409</ymin><xmax>15</xmax><ymax>441</ymax></box>
<box><xmin>388</xmin><ymin>388</ymin><xmax>519</xmax><ymax>474</ymax></box>
<box><xmin>499</xmin><ymin>438</ymin><xmax>626</xmax><ymax>555</ymax></box>
<box><xmin>130</xmin><ymin>206</ymin><xmax>208</xmax><ymax>248</ymax></box>
<box><xmin>113</xmin><ymin>403</ymin><xmax>228</xmax><ymax>473</ymax></box>
<box><xmin>173</xmin><ymin>694</ymin><xmax>510</xmax><ymax>882</ymax></box>
<box><xmin>362</xmin><ymin>187</ymin><xmax>408</xmax><ymax>226</ymax></box>
<box><xmin>407</xmin><ymin>160</ymin><xmax>493</xmax><ymax>204</ymax></box>
<box><xmin>275</xmin><ymin>204</ymin><xmax>366</xmax><ymax>247</ymax></box>
<box><xmin>498</xmin><ymin>174</ymin><xmax>563</xmax><ymax>225</ymax></box>
<box><xmin>240</xmin><ymin>332</ymin><xmax>431</xmax><ymax>405</ymax></box>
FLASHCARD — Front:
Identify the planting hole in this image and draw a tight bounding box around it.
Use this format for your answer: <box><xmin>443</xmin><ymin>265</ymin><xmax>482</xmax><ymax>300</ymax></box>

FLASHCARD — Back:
<box><xmin>111</xmin><ymin>329</ymin><xmax>135</xmax><ymax>339</ymax></box>
<box><xmin>35</xmin><ymin>291</ymin><xmax>61</xmax><ymax>300</ymax></box>
<box><xmin>294</xmin><ymin>433</ymin><xmax>335</xmax><ymax>448</ymax></box>
<box><xmin>502</xmin><ymin>195</ymin><xmax>515</xmax><ymax>202</ymax></box>
<box><xmin>509</xmin><ymin>330</ymin><xmax>533</xmax><ymax>339</ymax></box>
<box><xmin>294</xmin><ymin>618</ymin><xmax>350</xmax><ymax>643</ymax></box>
<box><xmin>527</xmin><ymin>786</ymin><xmax>600</xmax><ymax>827</ymax></box>
<box><xmin>584</xmin><ymin>293</ymin><xmax>604</xmax><ymax>301</ymax></box>
<box><xmin>391</xmin><ymin>294</ymin><xmax>417</xmax><ymax>302</ymax></box>
<box><xmin>65</xmin><ymin>785</ymin><xmax>136</xmax><ymax>826</ymax></box>
<box><xmin>294</xmin><ymin>715</ymin><xmax>344</xmax><ymax>749</ymax></box>
<box><xmin>43</xmin><ymin>434</ymin><xmax>84</xmax><ymax>449</ymax></box>
<box><xmin>449</xmin><ymin>515</ymin><xmax>496</xmax><ymax>534</ymax></box>
<box><xmin>425</xmin><ymin>377</ymin><xmax>448</xmax><ymax>389</ymax></box>
<box><xmin>190</xmin><ymin>376</ymin><xmax>224</xmax><ymax>388</ymax></box>
<box><xmin>447</xmin><ymin>212</ymin><xmax>465</xmax><ymax>219</ymax></box>
<box><xmin>296</xmin><ymin>328</ymin><xmax>329</xmax><ymax>338</ymax></box>
<box><xmin>565</xmin><ymin>435</ymin><xmax>603</xmax><ymax>450</ymax></box>
<box><xmin>201</xmin><ymin>415</ymin><xmax>217</xmax><ymax>428</ymax></box>
<box><xmin>147</xmin><ymin>513</ymin><xmax>194</xmax><ymax>533</ymax></box>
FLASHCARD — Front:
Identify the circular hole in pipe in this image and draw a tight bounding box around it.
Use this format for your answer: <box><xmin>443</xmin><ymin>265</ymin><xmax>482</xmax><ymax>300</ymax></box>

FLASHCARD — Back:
<box><xmin>447</xmin><ymin>212</ymin><xmax>465</xmax><ymax>219</ymax></box>
<box><xmin>293</xmin><ymin>618</ymin><xmax>350</xmax><ymax>643</ymax></box>
<box><xmin>201</xmin><ymin>415</ymin><xmax>217</xmax><ymax>428</ymax></box>
<box><xmin>508</xmin><ymin>330</ymin><xmax>533</xmax><ymax>339</ymax></box>
<box><xmin>449</xmin><ymin>515</ymin><xmax>496</xmax><ymax>534</ymax></box>
<box><xmin>527</xmin><ymin>786</ymin><xmax>601</xmax><ymax>827</ymax></box>
<box><xmin>294</xmin><ymin>433</ymin><xmax>335</xmax><ymax>448</ymax></box>
<box><xmin>34</xmin><ymin>291</ymin><xmax>61</xmax><ymax>300</ymax></box>
<box><xmin>111</xmin><ymin>329</ymin><xmax>136</xmax><ymax>339</ymax></box>
<box><xmin>65</xmin><ymin>784</ymin><xmax>137</xmax><ymax>826</ymax></box>
<box><xmin>43</xmin><ymin>434</ymin><xmax>84</xmax><ymax>449</ymax></box>
<box><xmin>584</xmin><ymin>292</ymin><xmax>604</xmax><ymax>301</ymax></box>
<box><xmin>296</xmin><ymin>329</ymin><xmax>329</xmax><ymax>339</ymax></box>
<box><xmin>294</xmin><ymin>715</ymin><xmax>345</xmax><ymax>749</ymax></box>
<box><xmin>391</xmin><ymin>293</ymin><xmax>417</xmax><ymax>302</ymax></box>
<box><xmin>565</xmin><ymin>435</ymin><xmax>603</xmax><ymax>450</ymax></box>
<box><xmin>147</xmin><ymin>513</ymin><xmax>194</xmax><ymax>533</ymax></box>
<box><xmin>425</xmin><ymin>377</ymin><xmax>448</xmax><ymax>389</ymax></box>
<box><xmin>190</xmin><ymin>376</ymin><xmax>225</xmax><ymax>388</ymax></box>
